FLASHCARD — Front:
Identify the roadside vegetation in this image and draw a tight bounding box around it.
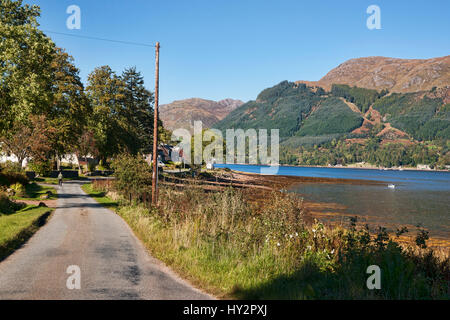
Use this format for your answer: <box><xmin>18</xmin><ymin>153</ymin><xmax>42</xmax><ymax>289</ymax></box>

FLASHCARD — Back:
<box><xmin>0</xmin><ymin>161</ymin><xmax>55</xmax><ymax>260</ymax></box>
<box><xmin>82</xmin><ymin>183</ymin><xmax>118</xmax><ymax>210</ymax></box>
<box><xmin>82</xmin><ymin>154</ymin><xmax>449</xmax><ymax>299</ymax></box>
<box><xmin>0</xmin><ymin>205</ymin><xmax>53</xmax><ymax>261</ymax></box>
<box><xmin>11</xmin><ymin>183</ymin><xmax>57</xmax><ymax>201</ymax></box>
<box><xmin>0</xmin><ymin>162</ymin><xmax>57</xmax><ymax>201</ymax></box>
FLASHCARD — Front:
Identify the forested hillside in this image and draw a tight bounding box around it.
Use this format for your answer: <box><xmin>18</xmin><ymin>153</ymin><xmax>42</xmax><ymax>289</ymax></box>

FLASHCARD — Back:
<box><xmin>214</xmin><ymin>81</ymin><xmax>450</xmax><ymax>168</ymax></box>
<box><xmin>372</xmin><ymin>89</ymin><xmax>450</xmax><ymax>141</ymax></box>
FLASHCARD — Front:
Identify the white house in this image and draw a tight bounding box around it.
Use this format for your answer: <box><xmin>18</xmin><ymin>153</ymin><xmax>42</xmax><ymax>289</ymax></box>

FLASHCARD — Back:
<box><xmin>0</xmin><ymin>154</ymin><xmax>27</xmax><ymax>167</ymax></box>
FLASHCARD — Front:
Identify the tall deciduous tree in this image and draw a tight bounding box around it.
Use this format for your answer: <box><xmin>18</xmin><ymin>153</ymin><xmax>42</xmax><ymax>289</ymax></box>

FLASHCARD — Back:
<box><xmin>1</xmin><ymin>1</ymin><xmax>93</xmax><ymax>167</ymax></box>
<box><xmin>75</xmin><ymin>130</ymin><xmax>98</xmax><ymax>173</ymax></box>
<box><xmin>86</xmin><ymin>65</ymin><xmax>165</xmax><ymax>160</ymax></box>
<box><xmin>86</xmin><ymin>65</ymin><xmax>127</xmax><ymax>159</ymax></box>
<box><xmin>0</xmin><ymin>115</ymin><xmax>55</xmax><ymax>167</ymax></box>
<box><xmin>49</xmin><ymin>48</ymin><xmax>91</xmax><ymax>160</ymax></box>
<box><xmin>0</xmin><ymin>0</ymin><xmax>55</xmax><ymax>133</ymax></box>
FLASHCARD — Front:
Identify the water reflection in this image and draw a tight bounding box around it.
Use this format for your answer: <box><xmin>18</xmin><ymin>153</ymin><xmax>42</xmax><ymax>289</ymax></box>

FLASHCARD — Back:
<box><xmin>215</xmin><ymin>164</ymin><xmax>450</xmax><ymax>238</ymax></box>
<box><xmin>290</xmin><ymin>183</ymin><xmax>450</xmax><ymax>238</ymax></box>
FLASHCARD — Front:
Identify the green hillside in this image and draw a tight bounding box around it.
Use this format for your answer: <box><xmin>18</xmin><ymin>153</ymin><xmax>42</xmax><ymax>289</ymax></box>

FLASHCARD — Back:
<box><xmin>215</xmin><ymin>81</ymin><xmax>371</xmax><ymax>141</ymax></box>
<box><xmin>331</xmin><ymin>84</ymin><xmax>387</xmax><ymax>113</ymax></box>
<box><xmin>215</xmin><ymin>81</ymin><xmax>322</xmax><ymax>137</ymax></box>
<box><xmin>372</xmin><ymin>92</ymin><xmax>450</xmax><ymax>141</ymax></box>
<box><xmin>214</xmin><ymin>81</ymin><xmax>450</xmax><ymax>168</ymax></box>
<box><xmin>296</xmin><ymin>97</ymin><xmax>363</xmax><ymax>136</ymax></box>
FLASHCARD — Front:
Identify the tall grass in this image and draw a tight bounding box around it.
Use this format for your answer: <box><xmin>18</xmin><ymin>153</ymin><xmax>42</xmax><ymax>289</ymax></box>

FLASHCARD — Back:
<box><xmin>88</xmin><ymin>181</ymin><xmax>449</xmax><ymax>299</ymax></box>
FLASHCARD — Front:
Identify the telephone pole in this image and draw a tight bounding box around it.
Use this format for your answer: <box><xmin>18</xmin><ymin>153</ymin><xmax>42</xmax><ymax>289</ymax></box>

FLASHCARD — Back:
<box><xmin>152</xmin><ymin>42</ymin><xmax>160</xmax><ymax>205</ymax></box>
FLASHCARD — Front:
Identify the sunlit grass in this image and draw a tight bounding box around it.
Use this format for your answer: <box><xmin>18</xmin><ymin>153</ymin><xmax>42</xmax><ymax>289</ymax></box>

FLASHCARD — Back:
<box><xmin>0</xmin><ymin>205</ymin><xmax>53</xmax><ymax>260</ymax></box>
<box><xmin>81</xmin><ymin>183</ymin><xmax>118</xmax><ymax>210</ymax></box>
<box><xmin>12</xmin><ymin>183</ymin><xmax>57</xmax><ymax>201</ymax></box>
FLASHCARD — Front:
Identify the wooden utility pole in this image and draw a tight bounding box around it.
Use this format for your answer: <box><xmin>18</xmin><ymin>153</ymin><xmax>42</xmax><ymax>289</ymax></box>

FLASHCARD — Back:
<box><xmin>152</xmin><ymin>42</ymin><xmax>160</xmax><ymax>205</ymax></box>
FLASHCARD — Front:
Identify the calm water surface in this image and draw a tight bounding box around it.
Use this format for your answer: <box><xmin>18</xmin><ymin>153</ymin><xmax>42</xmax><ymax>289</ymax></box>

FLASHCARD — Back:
<box><xmin>215</xmin><ymin>164</ymin><xmax>450</xmax><ymax>238</ymax></box>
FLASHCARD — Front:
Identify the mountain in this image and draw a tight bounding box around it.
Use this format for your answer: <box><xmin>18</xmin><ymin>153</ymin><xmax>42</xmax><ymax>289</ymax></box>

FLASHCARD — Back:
<box><xmin>214</xmin><ymin>80</ymin><xmax>449</xmax><ymax>167</ymax></box>
<box><xmin>215</xmin><ymin>81</ymin><xmax>449</xmax><ymax>144</ymax></box>
<box><xmin>215</xmin><ymin>81</ymin><xmax>363</xmax><ymax>138</ymax></box>
<box><xmin>297</xmin><ymin>55</ymin><xmax>450</xmax><ymax>93</ymax></box>
<box><xmin>160</xmin><ymin>98</ymin><xmax>244</xmax><ymax>133</ymax></box>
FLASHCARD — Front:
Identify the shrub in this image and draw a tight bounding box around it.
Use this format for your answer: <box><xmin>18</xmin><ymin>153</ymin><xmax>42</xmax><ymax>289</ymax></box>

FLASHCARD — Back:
<box><xmin>0</xmin><ymin>161</ymin><xmax>29</xmax><ymax>187</ymax></box>
<box><xmin>88</xmin><ymin>161</ymin><xmax>96</xmax><ymax>172</ymax></box>
<box><xmin>96</xmin><ymin>160</ymin><xmax>109</xmax><ymax>171</ymax></box>
<box><xmin>0</xmin><ymin>192</ymin><xmax>25</xmax><ymax>214</ymax></box>
<box><xmin>111</xmin><ymin>153</ymin><xmax>152</xmax><ymax>197</ymax></box>
<box><xmin>0</xmin><ymin>171</ymin><xmax>29</xmax><ymax>187</ymax></box>
<box><xmin>60</xmin><ymin>162</ymin><xmax>76</xmax><ymax>170</ymax></box>
<box><xmin>10</xmin><ymin>183</ymin><xmax>26</xmax><ymax>197</ymax></box>
<box><xmin>0</xmin><ymin>161</ymin><xmax>23</xmax><ymax>173</ymax></box>
<box><xmin>28</xmin><ymin>160</ymin><xmax>52</xmax><ymax>176</ymax></box>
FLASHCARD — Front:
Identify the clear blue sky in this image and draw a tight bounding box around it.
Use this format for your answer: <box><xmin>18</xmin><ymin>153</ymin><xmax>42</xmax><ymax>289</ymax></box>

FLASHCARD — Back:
<box><xmin>26</xmin><ymin>0</ymin><xmax>450</xmax><ymax>104</ymax></box>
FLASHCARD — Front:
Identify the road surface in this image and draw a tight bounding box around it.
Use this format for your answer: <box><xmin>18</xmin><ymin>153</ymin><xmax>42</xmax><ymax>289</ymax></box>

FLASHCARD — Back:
<box><xmin>0</xmin><ymin>181</ymin><xmax>212</xmax><ymax>300</ymax></box>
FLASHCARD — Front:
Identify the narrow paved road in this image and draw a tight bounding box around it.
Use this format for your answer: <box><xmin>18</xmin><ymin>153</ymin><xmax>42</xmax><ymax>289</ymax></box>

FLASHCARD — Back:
<box><xmin>0</xmin><ymin>181</ymin><xmax>212</xmax><ymax>300</ymax></box>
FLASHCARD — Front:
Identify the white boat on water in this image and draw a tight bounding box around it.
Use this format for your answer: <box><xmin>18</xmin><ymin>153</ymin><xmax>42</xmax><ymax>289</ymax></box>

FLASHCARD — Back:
<box><xmin>388</xmin><ymin>184</ymin><xmax>396</xmax><ymax>189</ymax></box>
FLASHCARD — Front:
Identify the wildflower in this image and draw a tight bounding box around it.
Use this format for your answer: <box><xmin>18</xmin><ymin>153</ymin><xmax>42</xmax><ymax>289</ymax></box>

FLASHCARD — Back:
<box><xmin>277</xmin><ymin>242</ymin><xmax>281</xmax><ymax>247</ymax></box>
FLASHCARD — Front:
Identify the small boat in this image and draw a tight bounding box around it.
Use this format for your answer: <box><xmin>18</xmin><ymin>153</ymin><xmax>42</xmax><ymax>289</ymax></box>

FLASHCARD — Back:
<box><xmin>388</xmin><ymin>184</ymin><xmax>396</xmax><ymax>189</ymax></box>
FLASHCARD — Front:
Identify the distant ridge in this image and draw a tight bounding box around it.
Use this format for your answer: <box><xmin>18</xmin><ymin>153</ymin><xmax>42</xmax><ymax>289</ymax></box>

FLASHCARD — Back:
<box><xmin>160</xmin><ymin>98</ymin><xmax>244</xmax><ymax>133</ymax></box>
<box><xmin>297</xmin><ymin>55</ymin><xmax>450</xmax><ymax>93</ymax></box>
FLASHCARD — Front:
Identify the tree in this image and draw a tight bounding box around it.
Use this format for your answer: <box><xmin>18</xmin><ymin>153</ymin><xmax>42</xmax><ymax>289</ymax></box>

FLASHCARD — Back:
<box><xmin>48</xmin><ymin>48</ymin><xmax>91</xmax><ymax>161</ymax></box>
<box><xmin>121</xmin><ymin>67</ymin><xmax>169</xmax><ymax>153</ymax></box>
<box><xmin>1</xmin><ymin>1</ymin><xmax>90</xmax><ymax>166</ymax></box>
<box><xmin>74</xmin><ymin>130</ymin><xmax>98</xmax><ymax>173</ymax></box>
<box><xmin>86</xmin><ymin>66</ymin><xmax>127</xmax><ymax>160</ymax></box>
<box><xmin>121</xmin><ymin>67</ymin><xmax>155</xmax><ymax>154</ymax></box>
<box><xmin>0</xmin><ymin>115</ymin><xmax>55</xmax><ymax>167</ymax></box>
<box><xmin>87</xmin><ymin>66</ymin><xmax>165</xmax><ymax>160</ymax></box>
<box><xmin>0</xmin><ymin>0</ymin><xmax>55</xmax><ymax>134</ymax></box>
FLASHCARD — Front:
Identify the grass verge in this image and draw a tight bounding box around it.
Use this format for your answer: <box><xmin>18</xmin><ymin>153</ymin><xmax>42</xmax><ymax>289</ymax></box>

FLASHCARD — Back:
<box><xmin>33</xmin><ymin>176</ymin><xmax>89</xmax><ymax>185</ymax></box>
<box><xmin>12</xmin><ymin>183</ymin><xmax>57</xmax><ymax>201</ymax></box>
<box><xmin>82</xmin><ymin>182</ymin><xmax>449</xmax><ymax>300</ymax></box>
<box><xmin>0</xmin><ymin>205</ymin><xmax>53</xmax><ymax>261</ymax></box>
<box><xmin>81</xmin><ymin>183</ymin><xmax>118</xmax><ymax>210</ymax></box>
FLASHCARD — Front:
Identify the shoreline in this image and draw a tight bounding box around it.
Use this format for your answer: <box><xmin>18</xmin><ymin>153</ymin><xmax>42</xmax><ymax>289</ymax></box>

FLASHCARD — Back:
<box><xmin>216</xmin><ymin>163</ymin><xmax>450</xmax><ymax>173</ymax></box>
<box><xmin>212</xmin><ymin>170</ymin><xmax>450</xmax><ymax>251</ymax></box>
<box><xmin>164</xmin><ymin>169</ymin><xmax>449</xmax><ymax>250</ymax></box>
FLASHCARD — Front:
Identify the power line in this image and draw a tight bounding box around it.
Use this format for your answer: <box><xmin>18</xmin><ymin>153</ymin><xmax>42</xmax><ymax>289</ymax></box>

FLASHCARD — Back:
<box><xmin>43</xmin><ymin>30</ymin><xmax>156</xmax><ymax>48</ymax></box>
